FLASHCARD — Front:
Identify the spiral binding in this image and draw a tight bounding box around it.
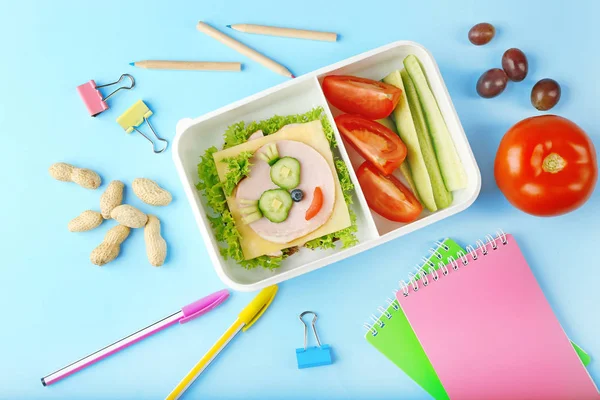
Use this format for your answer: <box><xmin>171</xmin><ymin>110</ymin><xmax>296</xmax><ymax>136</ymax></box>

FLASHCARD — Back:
<box><xmin>399</xmin><ymin>230</ymin><xmax>507</xmax><ymax>298</ymax></box>
<box><xmin>364</xmin><ymin>230</ymin><xmax>507</xmax><ymax>337</ymax></box>
<box><xmin>364</xmin><ymin>297</ymin><xmax>398</xmax><ymax>337</ymax></box>
<box><xmin>363</xmin><ymin>239</ymin><xmax>452</xmax><ymax>337</ymax></box>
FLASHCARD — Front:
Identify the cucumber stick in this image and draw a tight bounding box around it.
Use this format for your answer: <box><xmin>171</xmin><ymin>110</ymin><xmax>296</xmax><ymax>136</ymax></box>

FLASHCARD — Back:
<box><xmin>399</xmin><ymin>163</ymin><xmax>420</xmax><ymax>204</ymax></box>
<box><xmin>401</xmin><ymin>69</ymin><xmax>453</xmax><ymax>209</ymax></box>
<box><xmin>404</xmin><ymin>55</ymin><xmax>467</xmax><ymax>191</ymax></box>
<box><xmin>377</xmin><ymin>117</ymin><xmax>422</xmax><ymax>204</ymax></box>
<box><xmin>383</xmin><ymin>71</ymin><xmax>436</xmax><ymax>211</ymax></box>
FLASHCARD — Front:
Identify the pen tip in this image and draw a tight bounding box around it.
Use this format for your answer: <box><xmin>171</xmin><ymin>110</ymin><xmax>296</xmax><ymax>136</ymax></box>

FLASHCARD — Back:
<box><xmin>226</xmin><ymin>24</ymin><xmax>231</xmax><ymax>28</ymax></box>
<box><xmin>129</xmin><ymin>62</ymin><xmax>134</xmax><ymax>66</ymax></box>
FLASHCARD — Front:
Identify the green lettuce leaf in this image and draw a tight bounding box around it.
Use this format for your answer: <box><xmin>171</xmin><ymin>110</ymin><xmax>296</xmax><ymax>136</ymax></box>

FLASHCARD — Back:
<box><xmin>196</xmin><ymin>107</ymin><xmax>358</xmax><ymax>270</ymax></box>
<box><xmin>196</xmin><ymin>147</ymin><xmax>226</xmax><ymax>213</ymax></box>
<box><xmin>221</xmin><ymin>151</ymin><xmax>253</xmax><ymax>197</ymax></box>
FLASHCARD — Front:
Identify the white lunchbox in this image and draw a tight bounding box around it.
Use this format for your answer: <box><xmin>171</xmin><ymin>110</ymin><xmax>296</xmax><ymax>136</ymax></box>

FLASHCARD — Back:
<box><xmin>173</xmin><ymin>41</ymin><xmax>481</xmax><ymax>291</ymax></box>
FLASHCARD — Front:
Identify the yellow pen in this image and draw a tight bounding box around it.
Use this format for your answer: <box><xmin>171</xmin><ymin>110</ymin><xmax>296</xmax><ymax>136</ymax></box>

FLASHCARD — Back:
<box><xmin>165</xmin><ymin>286</ymin><xmax>278</xmax><ymax>400</ymax></box>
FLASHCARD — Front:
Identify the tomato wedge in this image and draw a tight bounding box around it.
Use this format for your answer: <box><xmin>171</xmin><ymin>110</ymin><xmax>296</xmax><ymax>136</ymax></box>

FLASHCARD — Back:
<box><xmin>357</xmin><ymin>162</ymin><xmax>422</xmax><ymax>223</ymax></box>
<box><xmin>335</xmin><ymin>114</ymin><xmax>407</xmax><ymax>175</ymax></box>
<box><xmin>322</xmin><ymin>75</ymin><xmax>402</xmax><ymax>119</ymax></box>
<box><xmin>305</xmin><ymin>187</ymin><xmax>323</xmax><ymax>220</ymax></box>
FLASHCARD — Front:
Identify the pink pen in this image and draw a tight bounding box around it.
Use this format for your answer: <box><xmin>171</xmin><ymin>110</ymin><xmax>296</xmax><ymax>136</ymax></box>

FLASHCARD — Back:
<box><xmin>41</xmin><ymin>289</ymin><xmax>229</xmax><ymax>386</ymax></box>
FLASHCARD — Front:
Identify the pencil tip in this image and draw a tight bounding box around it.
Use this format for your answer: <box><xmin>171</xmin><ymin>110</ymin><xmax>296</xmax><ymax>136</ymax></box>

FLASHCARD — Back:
<box><xmin>129</xmin><ymin>62</ymin><xmax>134</xmax><ymax>66</ymax></box>
<box><xmin>291</xmin><ymin>74</ymin><xmax>296</xmax><ymax>79</ymax></box>
<box><xmin>226</xmin><ymin>25</ymin><xmax>231</xmax><ymax>28</ymax></box>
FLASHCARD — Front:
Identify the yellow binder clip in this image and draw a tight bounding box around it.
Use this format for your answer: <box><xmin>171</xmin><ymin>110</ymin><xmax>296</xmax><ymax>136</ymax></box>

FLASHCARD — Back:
<box><xmin>117</xmin><ymin>100</ymin><xmax>168</xmax><ymax>154</ymax></box>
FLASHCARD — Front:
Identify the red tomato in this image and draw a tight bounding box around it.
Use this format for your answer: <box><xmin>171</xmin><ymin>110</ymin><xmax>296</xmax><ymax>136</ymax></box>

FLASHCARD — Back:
<box><xmin>335</xmin><ymin>114</ymin><xmax>407</xmax><ymax>175</ymax></box>
<box><xmin>322</xmin><ymin>75</ymin><xmax>402</xmax><ymax>119</ymax></box>
<box><xmin>357</xmin><ymin>162</ymin><xmax>423</xmax><ymax>223</ymax></box>
<box><xmin>305</xmin><ymin>187</ymin><xmax>323</xmax><ymax>221</ymax></box>
<box><xmin>494</xmin><ymin>115</ymin><xmax>597</xmax><ymax>216</ymax></box>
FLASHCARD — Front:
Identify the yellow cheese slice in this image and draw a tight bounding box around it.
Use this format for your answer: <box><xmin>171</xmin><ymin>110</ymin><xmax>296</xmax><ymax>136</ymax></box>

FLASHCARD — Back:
<box><xmin>213</xmin><ymin>120</ymin><xmax>352</xmax><ymax>260</ymax></box>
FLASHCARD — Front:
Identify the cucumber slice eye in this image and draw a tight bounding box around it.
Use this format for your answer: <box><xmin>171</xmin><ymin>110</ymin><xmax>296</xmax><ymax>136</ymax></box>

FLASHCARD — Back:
<box><xmin>258</xmin><ymin>189</ymin><xmax>293</xmax><ymax>223</ymax></box>
<box><xmin>270</xmin><ymin>157</ymin><xmax>301</xmax><ymax>190</ymax></box>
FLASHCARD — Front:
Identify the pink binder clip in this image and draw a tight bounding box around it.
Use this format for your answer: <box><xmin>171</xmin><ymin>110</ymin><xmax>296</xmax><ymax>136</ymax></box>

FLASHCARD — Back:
<box><xmin>77</xmin><ymin>74</ymin><xmax>135</xmax><ymax>117</ymax></box>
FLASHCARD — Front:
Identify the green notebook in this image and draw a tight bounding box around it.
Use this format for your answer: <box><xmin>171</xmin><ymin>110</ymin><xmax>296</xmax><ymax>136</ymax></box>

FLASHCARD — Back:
<box><xmin>364</xmin><ymin>238</ymin><xmax>591</xmax><ymax>400</ymax></box>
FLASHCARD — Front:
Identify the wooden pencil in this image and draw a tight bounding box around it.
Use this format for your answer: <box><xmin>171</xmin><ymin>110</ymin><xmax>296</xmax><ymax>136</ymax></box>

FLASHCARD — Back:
<box><xmin>129</xmin><ymin>60</ymin><xmax>242</xmax><ymax>71</ymax></box>
<box><xmin>228</xmin><ymin>24</ymin><xmax>337</xmax><ymax>42</ymax></box>
<box><xmin>196</xmin><ymin>21</ymin><xmax>294</xmax><ymax>78</ymax></box>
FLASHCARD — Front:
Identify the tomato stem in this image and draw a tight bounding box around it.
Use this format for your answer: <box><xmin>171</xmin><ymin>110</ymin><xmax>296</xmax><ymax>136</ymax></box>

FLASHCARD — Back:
<box><xmin>542</xmin><ymin>152</ymin><xmax>567</xmax><ymax>174</ymax></box>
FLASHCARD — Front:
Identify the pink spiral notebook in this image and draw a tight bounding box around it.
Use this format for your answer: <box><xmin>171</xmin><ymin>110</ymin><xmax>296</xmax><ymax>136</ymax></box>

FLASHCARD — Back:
<box><xmin>396</xmin><ymin>232</ymin><xmax>599</xmax><ymax>400</ymax></box>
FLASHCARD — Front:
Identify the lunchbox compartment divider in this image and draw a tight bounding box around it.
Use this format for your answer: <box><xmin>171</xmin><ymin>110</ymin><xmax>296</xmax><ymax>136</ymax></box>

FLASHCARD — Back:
<box><xmin>308</xmin><ymin>77</ymin><xmax>381</xmax><ymax>240</ymax></box>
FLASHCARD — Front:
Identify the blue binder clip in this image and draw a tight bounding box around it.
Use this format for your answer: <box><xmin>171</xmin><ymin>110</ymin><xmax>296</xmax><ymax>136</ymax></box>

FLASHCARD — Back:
<box><xmin>296</xmin><ymin>311</ymin><xmax>333</xmax><ymax>369</ymax></box>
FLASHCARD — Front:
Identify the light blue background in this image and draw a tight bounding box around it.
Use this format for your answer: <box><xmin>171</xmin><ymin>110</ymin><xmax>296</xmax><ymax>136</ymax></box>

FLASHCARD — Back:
<box><xmin>1</xmin><ymin>0</ymin><xmax>598</xmax><ymax>399</ymax></box>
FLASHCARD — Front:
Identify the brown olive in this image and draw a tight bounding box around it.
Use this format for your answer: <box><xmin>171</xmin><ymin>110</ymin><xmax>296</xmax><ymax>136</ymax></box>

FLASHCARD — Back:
<box><xmin>476</xmin><ymin>68</ymin><xmax>508</xmax><ymax>98</ymax></box>
<box><xmin>531</xmin><ymin>79</ymin><xmax>561</xmax><ymax>111</ymax></box>
<box><xmin>468</xmin><ymin>23</ymin><xmax>495</xmax><ymax>45</ymax></box>
<box><xmin>502</xmin><ymin>48</ymin><xmax>528</xmax><ymax>82</ymax></box>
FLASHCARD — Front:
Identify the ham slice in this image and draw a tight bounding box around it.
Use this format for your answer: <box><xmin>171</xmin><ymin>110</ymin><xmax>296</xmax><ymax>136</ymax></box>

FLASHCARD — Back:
<box><xmin>248</xmin><ymin>130</ymin><xmax>264</xmax><ymax>141</ymax></box>
<box><xmin>236</xmin><ymin>140</ymin><xmax>335</xmax><ymax>244</ymax></box>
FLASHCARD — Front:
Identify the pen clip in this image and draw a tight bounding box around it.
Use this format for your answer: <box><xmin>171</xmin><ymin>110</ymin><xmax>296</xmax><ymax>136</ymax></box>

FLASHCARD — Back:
<box><xmin>241</xmin><ymin>286</ymin><xmax>278</xmax><ymax>331</ymax></box>
<box><xmin>179</xmin><ymin>289</ymin><xmax>230</xmax><ymax>324</ymax></box>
